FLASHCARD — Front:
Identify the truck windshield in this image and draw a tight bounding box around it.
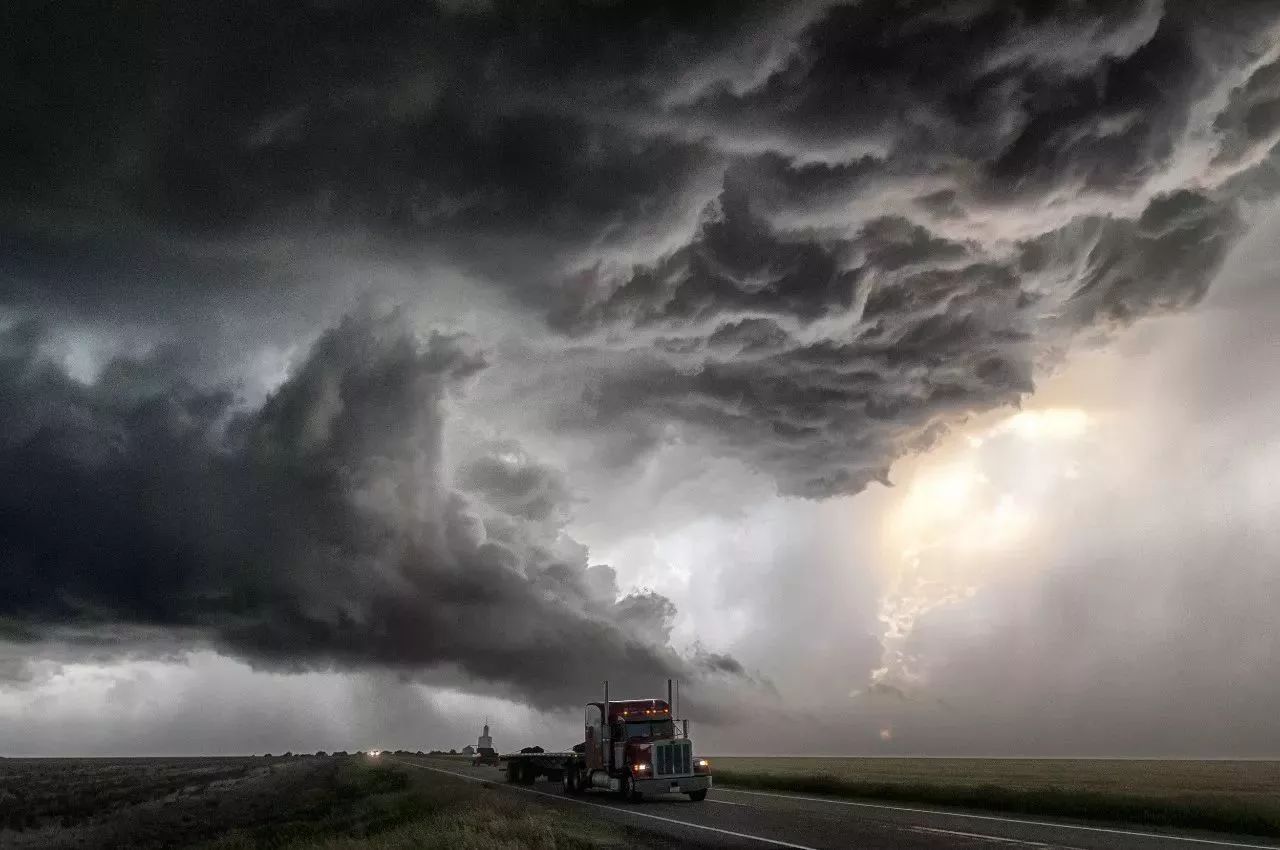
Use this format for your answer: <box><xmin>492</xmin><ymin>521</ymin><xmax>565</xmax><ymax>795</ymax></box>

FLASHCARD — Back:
<box><xmin>622</xmin><ymin>719</ymin><xmax>674</xmax><ymax>739</ymax></box>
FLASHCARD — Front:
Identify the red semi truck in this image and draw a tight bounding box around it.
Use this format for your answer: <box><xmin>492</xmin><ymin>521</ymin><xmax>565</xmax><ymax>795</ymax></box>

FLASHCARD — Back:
<box><xmin>497</xmin><ymin>680</ymin><xmax>712</xmax><ymax>801</ymax></box>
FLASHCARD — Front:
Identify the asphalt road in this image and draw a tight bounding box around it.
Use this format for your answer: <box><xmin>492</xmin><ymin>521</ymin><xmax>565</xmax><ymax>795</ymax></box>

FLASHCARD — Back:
<box><xmin>394</xmin><ymin>757</ymin><xmax>1280</xmax><ymax>850</ymax></box>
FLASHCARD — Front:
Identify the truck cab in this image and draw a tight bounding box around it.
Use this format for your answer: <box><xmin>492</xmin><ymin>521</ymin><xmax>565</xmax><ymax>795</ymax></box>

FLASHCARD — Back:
<box><xmin>577</xmin><ymin>697</ymin><xmax>711</xmax><ymax>801</ymax></box>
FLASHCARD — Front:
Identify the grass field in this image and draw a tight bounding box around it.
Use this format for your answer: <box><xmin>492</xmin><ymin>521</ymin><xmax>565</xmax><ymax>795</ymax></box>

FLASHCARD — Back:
<box><xmin>0</xmin><ymin>755</ymin><xmax>681</xmax><ymax>849</ymax></box>
<box><xmin>711</xmin><ymin>757</ymin><xmax>1280</xmax><ymax>837</ymax></box>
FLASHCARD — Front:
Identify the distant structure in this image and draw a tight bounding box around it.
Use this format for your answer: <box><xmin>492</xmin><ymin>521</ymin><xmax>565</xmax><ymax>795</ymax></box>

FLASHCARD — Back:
<box><xmin>460</xmin><ymin>744</ymin><xmax>475</xmax><ymax>756</ymax></box>
<box><xmin>472</xmin><ymin>721</ymin><xmax>500</xmax><ymax>766</ymax></box>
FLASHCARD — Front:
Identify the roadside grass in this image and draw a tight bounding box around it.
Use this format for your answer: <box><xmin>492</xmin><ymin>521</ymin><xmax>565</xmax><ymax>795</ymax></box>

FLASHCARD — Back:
<box><xmin>713</xmin><ymin>762</ymin><xmax>1280</xmax><ymax>838</ymax></box>
<box><xmin>269</xmin><ymin>799</ymin><xmax>606</xmax><ymax>850</ymax></box>
<box><xmin>205</xmin><ymin>758</ymin><xmax>626</xmax><ymax>849</ymax></box>
<box><xmin>2</xmin><ymin>756</ymin><xmax>641</xmax><ymax>849</ymax></box>
<box><xmin>0</xmin><ymin>756</ymin><xmax>270</xmax><ymax>833</ymax></box>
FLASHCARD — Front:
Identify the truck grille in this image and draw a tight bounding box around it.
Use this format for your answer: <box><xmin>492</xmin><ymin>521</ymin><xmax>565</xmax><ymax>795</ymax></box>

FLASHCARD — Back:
<box><xmin>653</xmin><ymin>740</ymin><xmax>692</xmax><ymax>776</ymax></box>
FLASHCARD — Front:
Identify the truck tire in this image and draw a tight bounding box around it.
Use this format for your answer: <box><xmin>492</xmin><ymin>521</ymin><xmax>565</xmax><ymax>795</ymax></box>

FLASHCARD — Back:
<box><xmin>519</xmin><ymin>763</ymin><xmax>536</xmax><ymax>785</ymax></box>
<box><xmin>687</xmin><ymin>789</ymin><xmax>707</xmax><ymax>802</ymax></box>
<box><xmin>506</xmin><ymin>762</ymin><xmax>520</xmax><ymax>784</ymax></box>
<box><xmin>562</xmin><ymin>767</ymin><xmax>579</xmax><ymax>795</ymax></box>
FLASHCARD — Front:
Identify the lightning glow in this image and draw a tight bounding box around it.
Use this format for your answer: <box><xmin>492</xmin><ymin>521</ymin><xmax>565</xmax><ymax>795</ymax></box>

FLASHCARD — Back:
<box><xmin>867</xmin><ymin>407</ymin><xmax>1093</xmax><ymax>699</ymax></box>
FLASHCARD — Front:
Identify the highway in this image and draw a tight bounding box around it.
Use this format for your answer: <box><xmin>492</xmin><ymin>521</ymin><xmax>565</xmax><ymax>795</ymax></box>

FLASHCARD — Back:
<box><xmin>394</xmin><ymin>757</ymin><xmax>1280</xmax><ymax>850</ymax></box>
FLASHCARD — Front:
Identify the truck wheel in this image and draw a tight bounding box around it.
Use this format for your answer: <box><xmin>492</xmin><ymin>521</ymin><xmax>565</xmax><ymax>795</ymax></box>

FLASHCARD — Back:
<box><xmin>519</xmin><ymin>764</ymin><xmax>536</xmax><ymax>785</ymax></box>
<box><xmin>562</xmin><ymin>768</ymin><xmax>579</xmax><ymax>795</ymax></box>
<box><xmin>622</xmin><ymin>776</ymin><xmax>643</xmax><ymax>802</ymax></box>
<box><xmin>687</xmin><ymin>790</ymin><xmax>707</xmax><ymax>802</ymax></box>
<box><xmin>506</xmin><ymin>762</ymin><xmax>519</xmax><ymax>784</ymax></box>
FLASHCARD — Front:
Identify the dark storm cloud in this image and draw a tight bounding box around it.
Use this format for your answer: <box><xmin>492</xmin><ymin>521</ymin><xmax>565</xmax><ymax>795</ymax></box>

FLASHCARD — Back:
<box><xmin>7</xmin><ymin>0</ymin><xmax>1278</xmax><ymax>332</ymax></box>
<box><xmin>457</xmin><ymin>445</ymin><xmax>571</xmax><ymax>522</ymax></box>
<box><xmin>541</xmin><ymin>1</ymin><xmax>1280</xmax><ymax>495</ymax></box>
<box><xmin>553</xmin><ymin>181</ymin><xmax>971</xmax><ymax>330</ymax></box>
<box><xmin>0</xmin><ymin>310</ymin><xmax>742</xmax><ymax>708</ymax></box>
<box><xmin>1035</xmin><ymin>189</ymin><xmax>1244</xmax><ymax>328</ymax></box>
<box><xmin>4</xmin><ymin>0</ymin><xmax>1280</xmax><ymax>715</ymax></box>
<box><xmin>2</xmin><ymin>0</ymin><xmax>768</xmax><ymax>314</ymax></box>
<box><xmin>678</xmin><ymin>0</ymin><xmax>1267</xmax><ymax>194</ymax></box>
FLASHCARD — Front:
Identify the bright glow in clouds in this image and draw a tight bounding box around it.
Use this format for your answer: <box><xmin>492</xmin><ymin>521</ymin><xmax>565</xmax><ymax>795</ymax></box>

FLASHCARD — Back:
<box><xmin>867</xmin><ymin>407</ymin><xmax>1095</xmax><ymax>698</ymax></box>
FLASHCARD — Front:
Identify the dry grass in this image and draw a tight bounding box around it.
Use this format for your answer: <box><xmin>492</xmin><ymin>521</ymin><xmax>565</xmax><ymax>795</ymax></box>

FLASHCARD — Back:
<box><xmin>206</xmin><ymin>761</ymin><xmax>624</xmax><ymax>850</ymax></box>
<box><xmin>0</xmin><ymin>755</ymin><xmax>679</xmax><ymax>849</ymax></box>
<box><xmin>711</xmin><ymin>757</ymin><xmax>1280</xmax><ymax>837</ymax></box>
<box><xmin>0</xmin><ymin>755</ymin><xmax>297</xmax><ymax>845</ymax></box>
<box><xmin>259</xmin><ymin>795</ymin><xmax>613</xmax><ymax>850</ymax></box>
<box><xmin>711</xmin><ymin>757</ymin><xmax>1280</xmax><ymax>798</ymax></box>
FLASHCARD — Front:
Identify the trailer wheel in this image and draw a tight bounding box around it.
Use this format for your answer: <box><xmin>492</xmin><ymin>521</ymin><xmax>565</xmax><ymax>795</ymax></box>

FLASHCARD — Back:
<box><xmin>519</xmin><ymin>763</ymin><xmax>536</xmax><ymax>785</ymax></box>
<box><xmin>506</xmin><ymin>762</ymin><xmax>520</xmax><ymax>784</ymax></box>
<box><xmin>687</xmin><ymin>789</ymin><xmax>707</xmax><ymax>802</ymax></box>
<box><xmin>562</xmin><ymin>767</ymin><xmax>579</xmax><ymax>795</ymax></box>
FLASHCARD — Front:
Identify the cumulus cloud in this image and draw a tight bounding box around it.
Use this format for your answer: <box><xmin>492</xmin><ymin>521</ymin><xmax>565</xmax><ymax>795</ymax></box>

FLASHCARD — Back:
<box><xmin>457</xmin><ymin>444</ymin><xmax>572</xmax><ymax>522</ymax></box>
<box><xmin>0</xmin><ymin>309</ymin><xmax>746</xmax><ymax>709</ymax></box>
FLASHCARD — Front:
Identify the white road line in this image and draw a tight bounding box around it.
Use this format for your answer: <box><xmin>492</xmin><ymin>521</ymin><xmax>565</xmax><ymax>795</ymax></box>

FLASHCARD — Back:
<box><xmin>706</xmin><ymin>798</ymin><xmax>751</xmax><ymax>807</ymax></box>
<box><xmin>906</xmin><ymin>824</ymin><xmax>1053</xmax><ymax>847</ymax></box>
<box><xmin>715</xmin><ymin>787</ymin><xmax>1280</xmax><ymax>849</ymax></box>
<box><xmin>393</xmin><ymin>760</ymin><xmax>819</xmax><ymax>850</ymax></box>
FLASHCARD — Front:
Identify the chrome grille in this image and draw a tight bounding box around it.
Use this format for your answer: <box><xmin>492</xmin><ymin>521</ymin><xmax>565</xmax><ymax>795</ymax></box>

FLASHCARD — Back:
<box><xmin>654</xmin><ymin>740</ymin><xmax>692</xmax><ymax>776</ymax></box>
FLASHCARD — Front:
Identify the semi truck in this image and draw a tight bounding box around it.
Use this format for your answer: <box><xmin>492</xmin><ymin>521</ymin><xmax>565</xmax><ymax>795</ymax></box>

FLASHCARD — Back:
<box><xmin>494</xmin><ymin>680</ymin><xmax>712</xmax><ymax>801</ymax></box>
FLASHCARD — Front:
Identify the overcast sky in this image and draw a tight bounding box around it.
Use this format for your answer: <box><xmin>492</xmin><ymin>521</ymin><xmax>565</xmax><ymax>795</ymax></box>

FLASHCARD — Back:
<box><xmin>3</xmin><ymin>0</ymin><xmax>1280</xmax><ymax>756</ymax></box>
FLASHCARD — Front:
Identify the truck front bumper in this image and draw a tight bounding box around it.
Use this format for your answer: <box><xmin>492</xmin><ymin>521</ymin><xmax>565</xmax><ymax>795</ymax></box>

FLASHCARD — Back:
<box><xmin>632</xmin><ymin>774</ymin><xmax>712</xmax><ymax>795</ymax></box>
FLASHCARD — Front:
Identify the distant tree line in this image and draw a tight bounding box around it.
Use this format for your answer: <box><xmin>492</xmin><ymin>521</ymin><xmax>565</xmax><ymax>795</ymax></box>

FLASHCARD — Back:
<box><xmin>253</xmin><ymin>748</ymin><xmax>460</xmax><ymax>758</ymax></box>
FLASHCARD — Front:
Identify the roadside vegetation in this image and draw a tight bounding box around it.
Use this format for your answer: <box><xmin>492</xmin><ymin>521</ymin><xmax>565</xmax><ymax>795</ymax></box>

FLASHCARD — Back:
<box><xmin>713</xmin><ymin>757</ymin><xmax>1280</xmax><ymax>838</ymax></box>
<box><xmin>0</xmin><ymin>755</ymin><xmax>658</xmax><ymax>849</ymax></box>
<box><xmin>206</xmin><ymin>758</ymin><xmax>622</xmax><ymax>850</ymax></box>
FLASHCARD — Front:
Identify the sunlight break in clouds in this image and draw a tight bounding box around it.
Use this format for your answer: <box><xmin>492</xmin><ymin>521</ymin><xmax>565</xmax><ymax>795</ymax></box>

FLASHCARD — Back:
<box><xmin>867</xmin><ymin>408</ymin><xmax>1094</xmax><ymax>699</ymax></box>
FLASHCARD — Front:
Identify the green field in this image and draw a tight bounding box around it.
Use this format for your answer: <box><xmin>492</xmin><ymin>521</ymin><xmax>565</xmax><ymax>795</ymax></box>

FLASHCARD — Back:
<box><xmin>711</xmin><ymin>757</ymin><xmax>1280</xmax><ymax>837</ymax></box>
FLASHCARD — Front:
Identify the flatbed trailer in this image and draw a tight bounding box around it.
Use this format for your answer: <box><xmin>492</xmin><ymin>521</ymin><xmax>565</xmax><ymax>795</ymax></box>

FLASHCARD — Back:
<box><xmin>498</xmin><ymin>751</ymin><xmax>578</xmax><ymax>784</ymax></box>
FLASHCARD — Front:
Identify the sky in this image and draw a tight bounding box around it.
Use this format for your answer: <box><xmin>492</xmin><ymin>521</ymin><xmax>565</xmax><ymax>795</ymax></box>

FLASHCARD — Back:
<box><xmin>3</xmin><ymin>0</ymin><xmax>1280</xmax><ymax>757</ymax></box>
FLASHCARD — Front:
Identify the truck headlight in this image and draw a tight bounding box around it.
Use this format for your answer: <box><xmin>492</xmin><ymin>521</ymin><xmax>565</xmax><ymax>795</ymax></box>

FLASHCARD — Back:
<box><xmin>697</xmin><ymin>759</ymin><xmax>709</xmax><ymax>767</ymax></box>
<box><xmin>632</xmin><ymin>763</ymin><xmax>649</xmax><ymax>773</ymax></box>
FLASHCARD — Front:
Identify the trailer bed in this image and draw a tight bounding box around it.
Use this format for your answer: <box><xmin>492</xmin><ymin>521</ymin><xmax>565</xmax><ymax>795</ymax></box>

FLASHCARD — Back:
<box><xmin>495</xmin><ymin>751</ymin><xmax>580</xmax><ymax>784</ymax></box>
<box><xmin>501</xmin><ymin>751</ymin><xmax>577</xmax><ymax>761</ymax></box>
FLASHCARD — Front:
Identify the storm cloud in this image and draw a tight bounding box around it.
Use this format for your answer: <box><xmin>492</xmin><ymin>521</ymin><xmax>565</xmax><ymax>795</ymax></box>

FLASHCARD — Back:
<box><xmin>4</xmin><ymin>0</ymin><xmax>1280</xmax><ymax>749</ymax></box>
<box><xmin>0</xmin><ymin>310</ymin><xmax>735</xmax><ymax>708</ymax></box>
<box><xmin>541</xmin><ymin>0</ymin><xmax>1280</xmax><ymax>495</ymax></box>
